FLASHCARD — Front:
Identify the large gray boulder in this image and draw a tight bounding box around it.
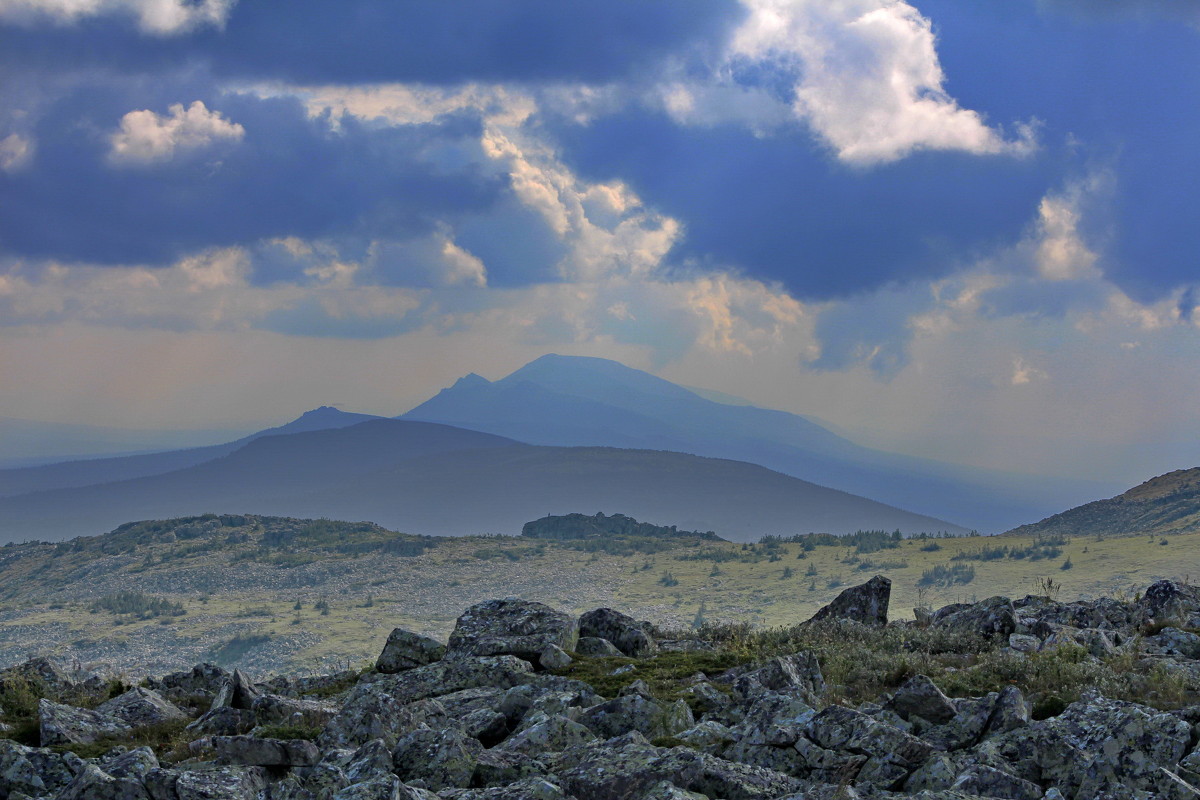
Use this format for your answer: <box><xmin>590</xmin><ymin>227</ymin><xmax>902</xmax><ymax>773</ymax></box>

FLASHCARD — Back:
<box><xmin>807</xmin><ymin>575</ymin><xmax>891</xmax><ymax>627</ymax></box>
<box><xmin>730</xmin><ymin>653</ymin><xmax>825</xmax><ymax>707</ymax></box>
<box><xmin>496</xmin><ymin>714</ymin><xmax>597</xmax><ymax>756</ymax></box>
<box><xmin>376</xmin><ymin>628</ymin><xmax>447</xmax><ymax>674</ymax></box>
<box><xmin>578</xmin><ymin>609</ymin><xmax>658</xmax><ymax>658</ymax></box>
<box><xmin>213</xmin><ymin>735</ymin><xmax>322</xmax><ymax>767</ymax></box>
<box><xmin>37</xmin><ymin>698</ymin><xmax>130</xmax><ymax>747</ymax></box>
<box><xmin>392</xmin><ymin>725</ymin><xmax>483</xmax><ymax>790</ymax></box>
<box><xmin>55</xmin><ymin>761</ymin><xmax>150</xmax><ymax>800</ymax></box>
<box><xmin>96</xmin><ymin>687</ymin><xmax>188</xmax><ymax>728</ymax></box>
<box><xmin>578</xmin><ymin>695</ymin><xmax>694</xmax><ymax>740</ymax></box>
<box><xmin>0</xmin><ymin>739</ymin><xmax>83</xmax><ymax>798</ymax></box>
<box><xmin>1140</xmin><ymin>580</ymin><xmax>1200</xmax><ymax>627</ymax></box>
<box><xmin>932</xmin><ymin>596</ymin><xmax>1018</xmax><ymax>640</ymax></box>
<box><xmin>172</xmin><ymin>765</ymin><xmax>269</xmax><ymax>800</ymax></box>
<box><xmin>447</xmin><ymin>599</ymin><xmax>580</xmax><ymax>665</ymax></box>
<box><xmin>802</xmin><ymin>705</ymin><xmax>934</xmax><ymax>789</ymax></box>
<box><xmin>884</xmin><ymin>674</ymin><xmax>957</xmax><ymax>725</ymax></box>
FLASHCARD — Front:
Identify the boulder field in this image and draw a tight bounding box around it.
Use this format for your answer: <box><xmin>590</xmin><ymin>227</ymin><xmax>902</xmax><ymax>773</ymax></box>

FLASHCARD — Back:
<box><xmin>3</xmin><ymin>576</ymin><xmax>1200</xmax><ymax>799</ymax></box>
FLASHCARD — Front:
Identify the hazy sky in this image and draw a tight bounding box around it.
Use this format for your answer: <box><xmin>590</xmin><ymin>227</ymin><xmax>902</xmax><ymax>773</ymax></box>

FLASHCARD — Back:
<box><xmin>1</xmin><ymin>0</ymin><xmax>1198</xmax><ymax>483</ymax></box>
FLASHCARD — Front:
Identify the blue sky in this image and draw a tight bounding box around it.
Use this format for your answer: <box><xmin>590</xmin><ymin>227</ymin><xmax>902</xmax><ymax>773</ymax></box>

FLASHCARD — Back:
<box><xmin>1</xmin><ymin>0</ymin><xmax>1198</xmax><ymax>484</ymax></box>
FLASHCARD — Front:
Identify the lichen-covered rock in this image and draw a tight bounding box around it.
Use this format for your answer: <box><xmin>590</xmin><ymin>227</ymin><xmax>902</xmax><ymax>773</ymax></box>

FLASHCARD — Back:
<box><xmin>730</xmin><ymin>653</ymin><xmax>824</xmax><ymax>707</ymax></box>
<box><xmin>367</xmin><ymin>655</ymin><xmax>533</xmax><ymax>706</ymax></box>
<box><xmin>97</xmin><ymin>687</ymin><xmax>187</xmax><ymax>728</ymax></box>
<box><xmin>447</xmin><ymin>599</ymin><xmax>579</xmax><ymax>662</ymax></box>
<box><xmin>932</xmin><ymin>596</ymin><xmax>1018</xmax><ymax>640</ymax></box>
<box><xmin>540</xmin><ymin>644</ymin><xmax>573</xmax><ymax>671</ymax></box>
<box><xmin>1139</xmin><ymin>580</ymin><xmax>1200</xmax><ymax>627</ymax></box>
<box><xmin>807</xmin><ymin>575</ymin><xmax>891</xmax><ymax>627</ymax></box>
<box><xmin>678</xmin><ymin>681</ymin><xmax>730</xmax><ymax>716</ymax></box>
<box><xmin>331</xmin><ymin>774</ymin><xmax>404</xmax><ymax>800</ymax></box>
<box><xmin>497</xmin><ymin>714</ymin><xmax>596</xmax><ymax>756</ymax></box>
<box><xmin>802</xmin><ymin>705</ymin><xmax>933</xmax><ymax>789</ymax></box>
<box><xmin>950</xmin><ymin>765</ymin><xmax>1042</xmax><ymax>800</ymax></box>
<box><xmin>473</xmin><ymin>748</ymin><xmax>550</xmax><ymax>787</ymax></box>
<box><xmin>213</xmin><ymin>734</ymin><xmax>321</xmax><ymax>766</ymax></box>
<box><xmin>210</xmin><ymin>669</ymin><xmax>261</xmax><ymax>711</ymax></box>
<box><xmin>55</xmin><ymin>761</ymin><xmax>149</xmax><ymax>800</ymax></box>
<box><xmin>38</xmin><ymin>698</ymin><xmax>131</xmax><ymax>747</ymax></box>
<box><xmin>318</xmin><ymin>685</ymin><xmax>444</xmax><ymax>750</ymax></box>
<box><xmin>376</xmin><ymin>628</ymin><xmax>447</xmax><ymax>674</ymax></box>
<box><xmin>675</xmin><ymin>721</ymin><xmax>736</xmax><ymax>754</ymax></box>
<box><xmin>577</xmin><ymin>637</ymin><xmax>624</xmax><ymax>657</ymax></box>
<box><xmin>251</xmin><ymin>692</ymin><xmax>338</xmax><ymax>728</ymax></box>
<box><xmin>442</xmin><ymin>777</ymin><xmax>574</xmax><ymax>799</ymax></box>
<box><xmin>392</xmin><ymin>725</ymin><xmax>483</xmax><ymax>790</ymax></box>
<box><xmin>1145</xmin><ymin>627</ymin><xmax>1200</xmax><ymax>659</ymax></box>
<box><xmin>172</xmin><ymin>765</ymin><xmax>269</xmax><ymax>800</ymax></box>
<box><xmin>145</xmin><ymin>663</ymin><xmax>230</xmax><ymax>707</ymax></box>
<box><xmin>186</xmin><ymin>706</ymin><xmax>255</xmax><ymax>736</ymax></box>
<box><xmin>885</xmin><ymin>674</ymin><xmax>957</xmax><ymax>725</ymax></box>
<box><xmin>980</xmin><ymin>692</ymin><xmax>1192</xmax><ymax>795</ymax></box>
<box><xmin>578</xmin><ymin>694</ymin><xmax>694</xmax><ymax>740</ymax></box>
<box><xmin>638</xmin><ymin>781</ymin><xmax>708</xmax><ymax>800</ymax></box>
<box><xmin>578</xmin><ymin>609</ymin><xmax>658</xmax><ymax>658</ymax></box>
<box><xmin>0</xmin><ymin>740</ymin><xmax>82</xmax><ymax>798</ymax></box>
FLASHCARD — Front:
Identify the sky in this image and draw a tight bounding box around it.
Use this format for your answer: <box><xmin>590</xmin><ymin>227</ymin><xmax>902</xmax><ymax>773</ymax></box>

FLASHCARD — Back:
<box><xmin>1</xmin><ymin>0</ymin><xmax>1198</xmax><ymax>485</ymax></box>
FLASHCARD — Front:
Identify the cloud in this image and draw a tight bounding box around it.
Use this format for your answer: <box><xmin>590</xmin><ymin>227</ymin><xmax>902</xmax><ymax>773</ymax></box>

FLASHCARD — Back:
<box><xmin>0</xmin><ymin>132</ymin><xmax>33</xmax><ymax>170</ymax></box>
<box><xmin>108</xmin><ymin>100</ymin><xmax>243</xmax><ymax>165</ymax></box>
<box><xmin>0</xmin><ymin>0</ymin><xmax>235</xmax><ymax>34</ymax></box>
<box><xmin>728</xmin><ymin>0</ymin><xmax>1036</xmax><ymax>164</ymax></box>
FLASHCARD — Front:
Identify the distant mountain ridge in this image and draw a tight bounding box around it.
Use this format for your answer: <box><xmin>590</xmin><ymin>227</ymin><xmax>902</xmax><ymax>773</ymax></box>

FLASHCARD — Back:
<box><xmin>0</xmin><ymin>418</ymin><xmax>965</xmax><ymax>542</ymax></box>
<box><xmin>402</xmin><ymin>354</ymin><xmax>1110</xmax><ymax>532</ymax></box>
<box><xmin>0</xmin><ymin>407</ymin><xmax>384</xmax><ymax>498</ymax></box>
<box><xmin>1005</xmin><ymin>467</ymin><xmax>1200</xmax><ymax>540</ymax></box>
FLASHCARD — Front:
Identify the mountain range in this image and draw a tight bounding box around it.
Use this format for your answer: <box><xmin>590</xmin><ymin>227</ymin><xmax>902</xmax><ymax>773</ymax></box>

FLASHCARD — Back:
<box><xmin>400</xmin><ymin>354</ymin><xmax>1111</xmax><ymax>532</ymax></box>
<box><xmin>0</xmin><ymin>419</ymin><xmax>962</xmax><ymax>542</ymax></box>
<box><xmin>0</xmin><ymin>354</ymin><xmax>1124</xmax><ymax>541</ymax></box>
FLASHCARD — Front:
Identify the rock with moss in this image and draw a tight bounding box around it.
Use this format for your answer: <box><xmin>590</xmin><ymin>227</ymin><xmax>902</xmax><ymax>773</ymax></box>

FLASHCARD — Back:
<box><xmin>576</xmin><ymin>637</ymin><xmax>624</xmax><ymax>657</ymax></box>
<box><xmin>578</xmin><ymin>694</ymin><xmax>694</xmax><ymax>740</ymax></box>
<box><xmin>578</xmin><ymin>609</ymin><xmax>658</xmax><ymax>658</ymax></box>
<box><xmin>97</xmin><ymin>687</ymin><xmax>187</xmax><ymax>728</ymax></box>
<box><xmin>37</xmin><ymin>698</ymin><xmax>131</xmax><ymax>747</ymax></box>
<box><xmin>807</xmin><ymin>575</ymin><xmax>891</xmax><ymax>627</ymax></box>
<box><xmin>392</xmin><ymin>725</ymin><xmax>482</xmax><ymax>790</ymax></box>
<box><xmin>375</xmin><ymin>629</ymin><xmax>447</xmax><ymax>674</ymax></box>
<box><xmin>496</xmin><ymin>714</ymin><xmax>596</xmax><ymax>756</ymax></box>
<box><xmin>932</xmin><ymin>596</ymin><xmax>1018</xmax><ymax>640</ymax></box>
<box><xmin>447</xmin><ymin>599</ymin><xmax>579</xmax><ymax>662</ymax></box>
<box><xmin>0</xmin><ymin>739</ymin><xmax>83</xmax><ymax>798</ymax></box>
<box><xmin>729</xmin><ymin>653</ymin><xmax>824</xmax><ymax>707</ymax></box>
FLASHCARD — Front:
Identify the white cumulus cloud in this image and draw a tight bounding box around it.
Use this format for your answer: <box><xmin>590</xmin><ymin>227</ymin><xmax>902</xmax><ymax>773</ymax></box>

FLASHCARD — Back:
<box><xmin>730</xmin><ymin>0</ymin><xmax>1036</xmax><ymax>164</ymax></box>
<box><xmin>108</xmin><ymin>101</ymin><xmax>244</xmax><ymax>165</ymax></box>
<box><xmin>0</xmin><ymin>0</ymin><xmax>235</xmax><ymax>34</ymax></box>
<box><xmin>0</xmin><ymin>133</ymin><xmax>34</xmax><ymax>171</ymax></box>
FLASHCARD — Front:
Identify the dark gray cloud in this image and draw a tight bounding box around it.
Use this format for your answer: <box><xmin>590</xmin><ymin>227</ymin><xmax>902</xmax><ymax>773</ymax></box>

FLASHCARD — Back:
<box><xmin>0</xmin><ymin>1</ymin><xmax>744</xmax><ymax>85</ymax></box>
<box><xmin>0</xmin><ymin>79</ymin><xmax>504</xmax><ymax>269</ymax></box>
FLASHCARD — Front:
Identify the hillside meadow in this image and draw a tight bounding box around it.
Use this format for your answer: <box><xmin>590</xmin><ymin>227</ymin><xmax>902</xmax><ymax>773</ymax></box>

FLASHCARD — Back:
<box><xmin>0</xmin><ymin>514</ymin><xmax>1196</xmax><ymax>676</ymax></box>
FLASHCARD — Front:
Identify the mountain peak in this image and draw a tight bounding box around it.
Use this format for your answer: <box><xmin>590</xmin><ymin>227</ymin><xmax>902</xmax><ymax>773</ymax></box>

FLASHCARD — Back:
<box><xmin>452</xmin><ymin>373</ymin><xmax>491</xmax><ymax>390</ymax></box>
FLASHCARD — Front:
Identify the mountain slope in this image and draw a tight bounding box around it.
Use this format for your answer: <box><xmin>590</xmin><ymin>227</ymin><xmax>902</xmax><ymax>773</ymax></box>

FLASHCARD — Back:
<box><xmin>0</xmin><ymin>407</ymin><xmax>383</xmax><ymax>499</ymax></box>
<box><xmin>403</xmin><ymin>354</ymin><xmax>1110</xmax><ymax>532</ymax></box>
<box><xmin>1005</xmin><ymin>467</ymin><xmax>1200</xmax><ymax>539</ymax></box>
<box><xmin>0</xmin><ymin>419</ymin><xmax>964</xmax><ymax>542</ymax></box>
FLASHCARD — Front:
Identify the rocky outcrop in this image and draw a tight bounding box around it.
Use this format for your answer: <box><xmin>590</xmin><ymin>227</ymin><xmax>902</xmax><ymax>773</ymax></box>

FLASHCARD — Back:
<box><xmin>446</xmin><ymin>599</ymin><xmax>580</xmax><ymax>666</ymax></box>
<box><xmin>376</xmin><ymin>628</ymin><xmax>448</xmax><ymax>674</ymax></box>
<box><xmin>807</xmin><ymin>574</ymin><xmax>891</xmax><ymax>627</ymax></box>
<box><xmin>6</xmin><ymin>585</ymin><xmax>1200</xmax><ymax>800</ymax></box>
<box><xmin>578</xmin><ymin>608</ymin><xmax>658</xmax><ymax>658</ymax></box>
